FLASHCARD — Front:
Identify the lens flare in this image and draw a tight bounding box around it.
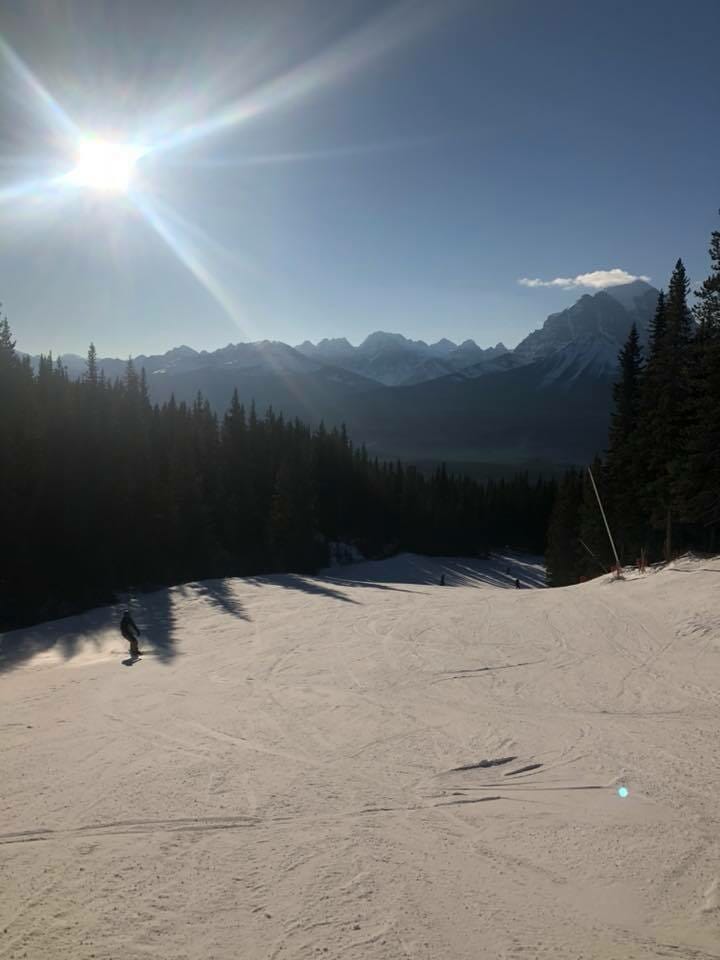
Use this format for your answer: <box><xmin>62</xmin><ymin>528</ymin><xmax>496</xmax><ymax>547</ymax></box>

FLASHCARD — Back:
<box><xmin>70</xmin><ymin>139</ymin><xmax>141</xmax><ymax>193</ymax></box>
<box><xmin>0</xmin><ymin>6</ymin><xmax>452</xmax><ymax>318</ymax></box>
<box><xmin>617</xmin><ymin>786</ymin><xmax>629</xmax><ymax>798</ymax></box>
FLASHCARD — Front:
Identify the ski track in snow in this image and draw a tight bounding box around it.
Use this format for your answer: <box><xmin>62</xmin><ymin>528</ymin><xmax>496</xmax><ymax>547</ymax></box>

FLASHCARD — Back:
<box><xmin>2</xmin><ymin>551</ymin><xmax>720</xmax><ymax>959</ymax></box>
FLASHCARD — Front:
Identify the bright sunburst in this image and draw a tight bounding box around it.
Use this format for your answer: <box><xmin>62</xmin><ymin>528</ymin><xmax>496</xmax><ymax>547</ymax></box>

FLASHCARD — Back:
<box><xmin>70</xmin><ymin>138</ymin><xmax>140</xmax><ymax>193</ymax></box>
<box><xmin>0</xmin><ymin>7</ymin><xmax>442</xmax><ymax>327</ymax></box>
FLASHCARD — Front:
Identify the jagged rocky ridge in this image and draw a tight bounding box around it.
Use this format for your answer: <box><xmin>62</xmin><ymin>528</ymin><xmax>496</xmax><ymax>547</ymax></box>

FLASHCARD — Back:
<box><xmin>29</xmin><ymin>280</ymin><xmax>660</xmax><ymax>464</ymax></box>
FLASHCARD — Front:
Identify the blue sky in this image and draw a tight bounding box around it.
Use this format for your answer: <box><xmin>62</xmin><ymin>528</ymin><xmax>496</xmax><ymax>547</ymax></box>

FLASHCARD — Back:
<box><xmin>0</xmin><ymin>0</ymin><xmax>718</xmax><ymax>357</ymax></box>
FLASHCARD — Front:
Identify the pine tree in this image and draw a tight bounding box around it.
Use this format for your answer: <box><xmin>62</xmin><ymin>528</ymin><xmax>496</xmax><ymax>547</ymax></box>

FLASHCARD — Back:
<box><xmin>664</xmin><ymin>259</ymin><xmax>695</xmax><ymax>554</ymax></box>
<box><xmin>545</xmin><ymin>469</ymin><xmax>583</xmax><ymax>586</ymax></box>
<box><xmin>0</xmin><ymin>313</ymin><xmax>22</xmax><ymax>415</ymax></box>
<box><xmin>610</xmin><ymin>324</ymin><xmax>644</xmax><ymax>442</ymax></box>
<box><xmin>648</xmin><ymin>289</ymin><xmax>666</xmax><ymax>348</ymax></box>
<box><xmin>638</xmin><ymin>264</ymin><xmax>695</xmax><ymax>560</ymax></box>
<box><xmin>606</xmin><ymin>323</ymin><xmax>646</xmax><ymax>560</ymax></box>
<box><xmin>125</xmin><ymin>356</ymin><xmax>139</xmax><ymax>394</ymax></box>
<box><xmin>683</xmin><ymin>215</ymin><xmax>720</xmax><ymax>543</ymax></box>
<box><xmin>85</xmin><ymin>342</ymin><xmax>98</xmax><ymax>385</ymax></box>
<box><xmin>666</xmin><ymin>259</ymin><xmax>694</xmax><ymax>342</ymax></box>
<box><xmin>267</xmin><ymin>452</ymin><xmax>323</xmax><ymax>573</ymax></box>
<box><xmin>139</xmin><ymin>367</ymin><xmax>150</xmax><ymax>406</ymax></box>
<box><xmin>0</xmin><ymin>313</ymin><xmax>17</xmax><ymax>370</ymax></box>
<box><xmin>578</xmin><ymin>459</ymin><xmax>614</xmax><ymax>577</ymax></box>
<box><xmin>694</xmin><ymin>216</ymin><xmax>720</xmax><ymax>337</ymax></box>
<box><xmin>0</xmin><ymin>314</ymin><xmax>20</xmax><ymax>616</ymax></box>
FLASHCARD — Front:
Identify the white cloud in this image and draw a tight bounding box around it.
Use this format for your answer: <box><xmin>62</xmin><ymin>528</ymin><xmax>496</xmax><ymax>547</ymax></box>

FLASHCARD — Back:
<box><xmin>518</xmin><ymin>268</ymin><xmax>651</xmax><ymax>291</ymax></box>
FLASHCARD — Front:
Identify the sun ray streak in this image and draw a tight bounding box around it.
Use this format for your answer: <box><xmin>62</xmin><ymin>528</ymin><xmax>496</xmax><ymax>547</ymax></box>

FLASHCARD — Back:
<box><xmin>128</xmin><ymin>191</ymin><xmax>329</xmax><ymax>415</ymax></box>
<box><xmin>129</xmin><ymin>189</ymin><xmax>247</xmax><ymax>336</ymax></box>
<box><xmin>150</xmin><ymin>0</ymin><xmax>457</xmax><ymax>156</ymax></box>
<box><xmin>0</xmin><ymin>36</ymin><xmax>79</xmax><ymax>139</ymax></box>
<box><xmin>162</xmin><ymin>136</ymin><xmax>434</xmax><ymax>170</ymax></box>
<box><xmin>0</xmin><ymin>173</ymin><xmax>68</xmax><ymax>207</ymax></box>
<box><xmin>141</xmin><ymin>192</ymin><xmax>259</xmax><ymax>275</ymax></box>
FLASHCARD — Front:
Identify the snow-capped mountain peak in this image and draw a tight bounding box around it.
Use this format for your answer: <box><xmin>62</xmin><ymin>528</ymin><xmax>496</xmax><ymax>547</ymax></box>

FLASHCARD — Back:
<box><xmin>296</xmin><ymin>337</ymin><xmax>354</xmax><ymax>359</ymax></box>
<box><xmin>165</xmin><ymin>344</ymin><xmax>199</xmax><ymax>359</ymax></box>
<box><xmin>513</xmin><ymin>281</ymin><xmax>658</xmax><ymax>374</ymax></box>
<box><xmin>603</xmin><ymin>278</ymin><xmax>656</xmax><ymax>312</ymax></box>
<box><xmin>28</xmin><ymin>281</ymin><xmax>659</xmax><ymax>395</ymax></box>
<box><xmin>358</xmin><ymin>331</ymin><xmax>427</xmax><ymax>355</ymax></box>
<box><xmin>427</xmin><ymin>337</ymin><xmax>457</xmax><ymax>357</ymax></box>
<box><xmin>289</xmin><ymin>332</ymin><xmax>512</xmax><ymax>386</ymax></box>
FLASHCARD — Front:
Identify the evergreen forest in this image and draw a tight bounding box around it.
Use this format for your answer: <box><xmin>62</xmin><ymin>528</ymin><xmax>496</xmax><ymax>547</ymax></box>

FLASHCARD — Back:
<box><xmin>0</xmin><ymin>340</ymin><xmax>554</xmax><ymax>629</ymax></box>
<box><xmin>546</xmin><ymin>214</ymin><xmax>720</xmax><ymax>584</ymax></box>
<box><xmin>2</xmin><ymin>212</ymin><xmax>718</xmax><ymax>623</ymax></box>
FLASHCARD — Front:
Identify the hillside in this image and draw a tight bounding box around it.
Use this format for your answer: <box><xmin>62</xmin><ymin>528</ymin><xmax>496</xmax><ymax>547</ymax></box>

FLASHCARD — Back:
<box><xmin>141</xmin><ymin>352</ymin><xmax>614</xmax><ymax>464</ymax></box>
<box><xmin>339</xmin><ymin>354</ymin><xmax>615</xmax><ymax>463</ymax></box>
<box><xmin>2</xmin><ymin>553</ymin><xmax>719</xmax><ymax>959</ymax></box>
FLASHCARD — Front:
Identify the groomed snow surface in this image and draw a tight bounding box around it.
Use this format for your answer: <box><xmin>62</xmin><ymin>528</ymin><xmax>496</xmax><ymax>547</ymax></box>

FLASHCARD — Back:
<box><xmin>2</xmin><ymin>552</ymin><xmax>720</xmax><ymax>959</ymax></box>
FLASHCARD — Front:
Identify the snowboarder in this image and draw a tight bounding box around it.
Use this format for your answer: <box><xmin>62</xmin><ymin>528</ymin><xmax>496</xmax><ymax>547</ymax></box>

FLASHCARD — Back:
<box><xmin>120</xmin><ymin>610</ymin><xmax>141</xmax><ymax>658</ymax></box>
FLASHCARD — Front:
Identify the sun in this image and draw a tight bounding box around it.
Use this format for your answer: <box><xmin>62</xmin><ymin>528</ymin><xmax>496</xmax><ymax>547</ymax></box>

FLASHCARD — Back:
<box><xmin>70</xmin><ymin>138</ymin><xmax>140</xmax><ymax>193</ymax></box>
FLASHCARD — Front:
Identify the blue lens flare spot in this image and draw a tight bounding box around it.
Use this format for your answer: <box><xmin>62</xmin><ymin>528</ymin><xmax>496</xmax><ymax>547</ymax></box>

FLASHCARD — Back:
<box><xmin>617</xmin><ymin>786</ymin><xmax>629</xmax><ymax>798</ymax></box>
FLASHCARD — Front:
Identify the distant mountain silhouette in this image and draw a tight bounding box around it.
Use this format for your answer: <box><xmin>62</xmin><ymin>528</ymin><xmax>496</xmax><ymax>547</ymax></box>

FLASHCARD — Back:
<box><xmin>296</xmin><ymin>331</ymin><xmax>508</xmax><ymax>385</ymax></box>
<box><xmin>29</xmin><ymin>280</ymin><xmax>659</xmax><ymax>466</ymax></box>
<box><xmin>512</xmin><ymin>280</ymin><xmax>656</xmax><ymax>372</ymax></box>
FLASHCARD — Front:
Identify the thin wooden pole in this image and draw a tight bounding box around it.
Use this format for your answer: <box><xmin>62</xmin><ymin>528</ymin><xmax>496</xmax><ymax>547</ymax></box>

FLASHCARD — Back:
<box><xmin>578</xmin><ymin>538</ymin><xmax>609</xmax><ymax>574</ymax></box>
<box><xmin>587</xmin><ymin>466</ymin><xmax>622</xmax><ymax>575</ymax></box>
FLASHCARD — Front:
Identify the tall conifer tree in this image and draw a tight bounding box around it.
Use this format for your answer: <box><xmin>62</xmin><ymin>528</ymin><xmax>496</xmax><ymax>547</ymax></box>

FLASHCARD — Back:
<box><xmin>578</xmin><ymin>459</ymin><xmax>614</xmax><ymax>577</ymax></box>
<box><xmin>0</xmin><ymin>314</ymin><xmax>17</xmax><ymax>369</ymax></box>
<box><xmin>545</xmin><ymin>469</ymin><xmax>583</xmax><ymax>586</ymax></box>
<box><xmin>606</xmin><ymin>323</ymin><xmax>645</xmax><ymax>559</ymax></box>
<box><xmin>684</xmin><ymin>216</ymin><xmax>720</xmax><ymax>542</ymax></box>
<box><xmin>85</xmin><ymin>342</ymin><xmax>98</xmax><ymax>385</ymax></box>
<box><xmin>638</xmin><ymin>264</ymin><xmax>695</xmax><ymax>559</ymax></box>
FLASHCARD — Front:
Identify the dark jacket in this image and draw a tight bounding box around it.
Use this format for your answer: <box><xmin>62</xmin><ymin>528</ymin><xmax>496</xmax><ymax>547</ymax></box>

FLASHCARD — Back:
<box><xmin>120</xmin><ymin>612</ymin><xmax>139</xmax><ymax>640</ymax></box>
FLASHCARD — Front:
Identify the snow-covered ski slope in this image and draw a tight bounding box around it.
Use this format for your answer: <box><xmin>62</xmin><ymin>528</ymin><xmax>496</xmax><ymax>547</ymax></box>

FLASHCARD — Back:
<box><xmin>2</xmin><ymin>552</ymin><xmax>719</xmax><ymax>959</ymax></box>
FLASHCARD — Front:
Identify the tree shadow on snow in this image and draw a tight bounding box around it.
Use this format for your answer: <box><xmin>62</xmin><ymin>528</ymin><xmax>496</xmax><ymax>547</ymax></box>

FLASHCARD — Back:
<box><xmin>324</xmin><ymin>553</ymin><xmax>546</xmax><ymax>591</ymax></box>
<box><xmin>0</xmin><ymin>586</ymin><xmax>181</xmax><ymax>673</ymax></box>
<box><xmin>0</xmin><ymin>605</ymin><xmax>112</xmax><ymax>674</ymax></box>
<box><xmin>137</xmin><ymin>588</ymin><xmax>179</xmax><ymax>664</ymax></box>
<box><xmin>181</xmin><ymin>579</ymin><xmax>250</xmax><ymax>621</ymax></box>
<box><xmin>247</xmin><ymin>574</ymin><xmax>360</xmax><ymax>604</ymax></box>
<box><xmin>320</xmin><ymin>577</ymin><xmax>425</xmax><ymax>595</ymax></box>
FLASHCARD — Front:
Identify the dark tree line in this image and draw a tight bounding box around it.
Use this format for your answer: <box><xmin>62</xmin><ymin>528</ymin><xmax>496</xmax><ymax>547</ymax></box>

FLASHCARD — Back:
<box><xmin>0</xmin><ymin>329</ymin><xmax>556</xmax><ymax>629</ymax></box>
<box><xmin>546</xmin><ymin>214</ymin><xmax>720</xmax><ymax>585</ymax></box>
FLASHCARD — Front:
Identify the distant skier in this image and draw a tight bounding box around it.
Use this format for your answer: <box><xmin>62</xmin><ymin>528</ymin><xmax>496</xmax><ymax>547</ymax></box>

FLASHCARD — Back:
<box><xmin>120</xmin><ymin>610</ymin><xmax>141</xmax><ymax>658</ymax></box>
<box><xmin>439</xmin><ymin>574</ymin><xmax>445</xmax><ymax>586</ymax></box>
<box><xmin>515</xmin><ymin>578</ymin><xmax>520</xmax><ymax>589</ymax></box>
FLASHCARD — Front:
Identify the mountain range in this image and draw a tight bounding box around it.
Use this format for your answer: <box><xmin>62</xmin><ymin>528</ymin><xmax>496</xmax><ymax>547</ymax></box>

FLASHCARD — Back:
<box><xmin>296</xmin><ymin>332</ymin><xmax>509</xmax><ymax>385</ymax></box>
<box><xmin>46</xmin><ymin>330</ymin><xmax>510</xmax><ymax>387</ymax></box>
<box><xmin>36</xmin><ymin>279</ymin><xmax>658</xmax><ymax>467</ymax></box>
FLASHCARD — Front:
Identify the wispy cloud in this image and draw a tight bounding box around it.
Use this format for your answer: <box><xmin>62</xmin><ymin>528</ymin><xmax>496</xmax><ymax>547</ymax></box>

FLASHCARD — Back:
<box><xmin>519</xmin><ymin>268</ymin><xmax>651</xmax><ymax>290</ymax></box>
